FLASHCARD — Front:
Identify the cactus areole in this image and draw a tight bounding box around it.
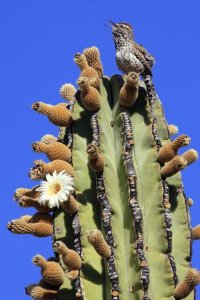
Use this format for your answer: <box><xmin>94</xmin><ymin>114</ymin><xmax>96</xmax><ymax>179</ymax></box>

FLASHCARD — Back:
<box><xmin>8</xmin><ymin>29</ymin><xmax>200</xmax><ymax>300</ymax></box>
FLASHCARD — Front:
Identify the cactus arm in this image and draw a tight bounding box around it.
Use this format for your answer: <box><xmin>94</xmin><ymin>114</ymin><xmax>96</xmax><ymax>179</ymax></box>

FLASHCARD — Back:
<box><xmin>154</xmin><ymin>98</ymin><xmax>194</xmax><ymax>300</ymax></box>
<box><xmin>97</xmin><ymin>78</ymin><xmax>135</xmax><ymax>299</ymax></box>
<box><xmin>54</xmin><ymin>97</ymin><xmax>105</xmax><ymax>299</ymax></box>
<box><xmin>110</xmin><ymin>75</ymin><xmax>146</xmax><ymax>299</ymax></box>
<box><xmin>71</xmin><ymin>96</ymin><xmax>106</xmax><ymax>299</ymax></box>
<box><xmin>111</xmin><ymin>75</ymin><xmax>177</xmax><ymax>299</ymax></box>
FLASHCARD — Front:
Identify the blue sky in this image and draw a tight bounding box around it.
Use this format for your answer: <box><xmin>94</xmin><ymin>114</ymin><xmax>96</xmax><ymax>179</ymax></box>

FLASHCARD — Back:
<box><xmin>1</xmin><ymin>0</ymin><xmax>200</xmax><ymax>299</ymax></box>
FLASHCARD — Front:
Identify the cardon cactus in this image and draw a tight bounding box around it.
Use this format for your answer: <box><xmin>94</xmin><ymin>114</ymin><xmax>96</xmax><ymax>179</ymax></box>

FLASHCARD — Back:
<box><xmin>7</xmin><ymin>29</ymin><xmax>200</xmax><ymax>300</ymax></box>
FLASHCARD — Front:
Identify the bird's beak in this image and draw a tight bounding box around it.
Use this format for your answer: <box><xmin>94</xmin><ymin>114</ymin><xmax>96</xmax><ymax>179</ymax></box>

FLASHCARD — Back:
<box><xmin>105</xmin><ymin>20</ymin><xmax>116</xmax><ymax>28</ymax></box>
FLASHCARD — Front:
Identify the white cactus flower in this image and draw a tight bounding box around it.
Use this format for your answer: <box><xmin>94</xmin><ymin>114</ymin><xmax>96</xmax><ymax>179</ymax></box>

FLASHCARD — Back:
<box><xmin>36</xmin><ymin>171</ymin><xmax>74</xmax><ymax>208</ymax></box>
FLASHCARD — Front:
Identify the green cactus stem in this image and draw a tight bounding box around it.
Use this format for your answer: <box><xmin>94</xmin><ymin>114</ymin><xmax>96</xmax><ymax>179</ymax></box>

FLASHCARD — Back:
<box><xmin>8</xmin><ymin>44</ymin><xmax>199</xmax><ymax>300</ymax></box>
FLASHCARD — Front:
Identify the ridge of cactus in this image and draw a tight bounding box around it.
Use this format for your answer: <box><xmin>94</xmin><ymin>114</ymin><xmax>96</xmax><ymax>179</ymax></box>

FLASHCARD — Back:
<box><xmin>7</xmin><ymin>29</ymin><xmax>200</xmax><ymax>300</ymax></box>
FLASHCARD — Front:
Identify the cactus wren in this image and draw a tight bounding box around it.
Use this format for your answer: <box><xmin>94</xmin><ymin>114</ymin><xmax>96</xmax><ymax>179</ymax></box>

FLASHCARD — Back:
<box><xmin>108</xmin><ymin>21</ymin><xmax>155</xmax><ymax>75</ymax></box>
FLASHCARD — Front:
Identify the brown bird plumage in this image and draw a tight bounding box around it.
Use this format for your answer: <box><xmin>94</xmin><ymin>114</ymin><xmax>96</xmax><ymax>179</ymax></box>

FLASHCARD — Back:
<box><xmin>109</xmin><ymin>21</ymin><xmax>154</xmax><ymax>75</ymax></box>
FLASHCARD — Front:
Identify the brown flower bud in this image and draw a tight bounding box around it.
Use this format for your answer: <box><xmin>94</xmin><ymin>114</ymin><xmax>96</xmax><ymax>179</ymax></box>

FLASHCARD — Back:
<box><xmin>174</xmin><ymin>268</ymin><xmax>200</xmax><ymax>299</ymax></box>
<box><xmin>32</xmin><ymin>141</ymin><xmax>71</xmax><ymax>162</ymax></box>
<box><xmin>25</xmin><ymin>280</ymin><xmax>58</xmax><ymax>300</ymax></box>
<box><xmin>60</xmin><ymin>195</ymin><xmax>79</xmax><ymax>214</ymax></box>
<box><xmin>182</xmin><ymin>149</ymin><xmax>198</xmax><ymax>166</ymax></box>
<box><xmin>87</xmin><ymin>143</ymin><xmax>104</xmax><ymax>172</ymax></box>
<box><xmin>7</xmin><ymin>213</ymin><xmax>53</xmax><ymax>237</ymax></box>
<box><xmin>32</xmin><ymin>255</ymin><xmax>65</xmax><ymax>286</ymax></box>
<box><xmin>59</xmin><ymin>83</ymin><xmax>77</xmax><ymax>101</ymax></box>
<box><xmin>40</xmin><ymin>134</ymin><xmax>57</xmax><ymax>145</ymax></box>
<box><xmin>87</xmin><ymin>229</ymin><xmax>111</xmax><ymax>258</ymax></box>
<box><xmin>53</xmin><ymin>241</ymin><xmax>81</xmax><ymax>280</ymax></box>
<box><xmin>158</xmin><ymin>134</ymin><xmax>190</xmax><ymax>164</ymax></box>
<box><xmin>167</xmin><ymin>124</ymin><xmax>179</xmax><ymax>136</ymax></box>
<box><xmin>192</xmin><ymin>225</ymin><xmax>200</xmax><ymax>240</ymax></box>
<box><xmin>119</xmin><ymin>72</ymin><xmax>139</xmax><ymax>107</ymax></box>
<box><xmin>160</xmin><ymin>156</ymin><xmax>187</xmax><ymax>177</ymax></box>
<box><xmin>14</xmin><ymin>186</ymin><xmax>52</xmax><ymax>213</ymax></box>
<box><xmin>83</xmin><ymin>46</ymin><xmax>103</xmax><ymax>78</ymax></box>
<box><xmin>187</xmin><ymin>198</ymin><xmax>193</xmax><ymax>207</ymax></box>
<box><xmin>29</xmin><ymin>160</ymin><xmax>74</xmax><ymax>180</ymax></box>
<box><xmin>77</xmin><ymin>76</ymin><xmax>100</xmax><ymax>111</ymax></box>
<box><xmin>32</xmin><ymin>102</ymin><xmax>72</xmax><ymax>127</ymax></box>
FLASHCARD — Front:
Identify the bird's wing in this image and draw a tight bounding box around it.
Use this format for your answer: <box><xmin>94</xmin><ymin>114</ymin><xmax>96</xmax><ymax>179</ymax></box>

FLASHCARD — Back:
<box><xmin>133</xmin><ymin>42</ymin><xmax>155</xmax><ymax>67</ymax></box>
<box><xmin>131</xmin><ymin>45</ymin><xmax>152</xmax><ymax>74</ymax></box>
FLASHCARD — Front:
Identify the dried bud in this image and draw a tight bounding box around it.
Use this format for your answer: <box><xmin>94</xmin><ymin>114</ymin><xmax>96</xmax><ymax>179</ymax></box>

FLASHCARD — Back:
<box><xmin>119</xmin><ymin>72</ymin><xmax>139</xmax><ymax>107</ymax></box>
<box><xmin>174</xmin><ymin>268</ymin><xmax>200</xmax><ymax>299</ymax></box>
<box><xmin>25</xmin><ymin>280</ymin><xmax>58</xmax><ymax>300</ymax></box>
<box><xmin>157</xmin><ymin>143</ymin><xmax>176</xmax><ymax>164</ymax></box>
<box><xmin>32</xmin><ymin>102</ymin><xmax>72</xmax><ymax>127</ymax></box>
<box><xmin>32</xmin><ymin>141</ymin><xmax>71</xmax><ymax>162</ymax></box>
<box><xmin>40</xmin><ymin>134</ymin><xmax>57</xmax><ymax>145</ymax></box>
<box><xmin>59</xmin><ymin>83</ymin><xmax>77</xmax><ymax>101</ymax></box>
<box><xmin>60</xmin><ymin>195</ymin><xmax>79</xmax><ymax>214</ymax></box>
<box><xmin>182</xmin><ymin>149</ymin><xmax>198</xmax><ymax>166</ymax></box>
<box><xmin>160</xmin><ymin>156</ymin><xmax>187</xmax><ymax>177</ymax></box>
<box><xmin>32</xmin><ymin>254</ymin><xmax>65</xmax><ymax>286</ymax></box>
<box><xmin>168</xmin><ymin>124</ymin><xmax>179</xmax><ymax>136</ymax></box>
<box><xmin>7</xmin><ymin>213</ymin><xmax>53</xmax><ymax>237</ymax></box>
<box><xmin>87</xmin><ymin>143</ymin><xmax>104</xmax><ymax>172</ymax></box>
<box><xmin>53</xmin><ymin>241</ymin><xmax>81</xmax><ymax>280</ymax></box>
<box><xmin>29</xmin><ymin>159</ymin><xmax>74</xmax><ymax>180</ymax></box>
<box><xmin>187</xmin><ymin>198</ymin><xmax>193</xmax><ymax>207</ymax></box>
<box><xmin>77</xmin><ymin>76</ymin><xmax>101</xmax><ymax>111</ymax></box>
<box><xmin>172</xmin><ymin>134</ymin><xmax>191</xmax><ymax>151</ymax></box>
<box><xmin>192</xmin><ymin>225</ymin><xmax>200</xmax><ymax>240</ymax></box>
<box><xmin>83</xmin><ymin>46</ymin><xmax>103</xmax><ymax>78</ymax></box>
<box><xmin>87</xmin><ymin>229</ymin><xmax>111</xmax><ymax>258</ymax></box>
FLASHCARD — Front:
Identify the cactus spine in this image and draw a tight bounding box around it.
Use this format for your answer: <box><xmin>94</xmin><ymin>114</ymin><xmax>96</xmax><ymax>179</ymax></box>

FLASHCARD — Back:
<box><xmin>7</xmin><ymin>36</ymin><xmax>199</xmax><ymax>300</ymax></box>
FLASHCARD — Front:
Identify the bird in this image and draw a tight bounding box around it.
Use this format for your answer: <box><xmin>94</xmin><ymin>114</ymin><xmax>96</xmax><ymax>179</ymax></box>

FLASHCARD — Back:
<box><xmin>108</xmin><ymin>21</ymin><xmax>155</xmax><ymax>76</ymax></box>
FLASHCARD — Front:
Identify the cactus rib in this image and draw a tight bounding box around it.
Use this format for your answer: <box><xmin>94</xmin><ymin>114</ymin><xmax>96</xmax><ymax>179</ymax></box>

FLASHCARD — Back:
<box><xmin>143</xmin><ymin>74</ymin><xmax>179</xmax><ymax>287</ymax></box>
<box><xmin>90</xmin><ymin>112</ymin><xmax>120</xmax><ymax>299</ymax></box>
<box><xmin>121</xmin><ymin>107</ymin><xmax>150</xmax><ymax>299</ymax></box>
<box><xmin>155</xmin><ymin>94</ymin><xmax>194</xmax><ymax>297</ymax></box>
